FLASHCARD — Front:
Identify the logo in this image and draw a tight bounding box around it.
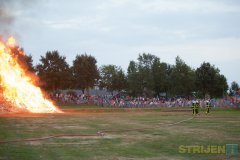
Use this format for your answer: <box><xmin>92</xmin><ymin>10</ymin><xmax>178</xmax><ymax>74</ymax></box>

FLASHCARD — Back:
<box><xmin>178</xmin><ymin>145</ymin><xmax>226</xmax><ymax>154</ymax></box>
<box><xmin>179</xmin><ymin>144</ymin><xmax>239</xmax><ymax>159</ymax></box>
<box><xmin>226</xmin><ymin>144</ymin><xmax>238</xmax><ymax>158</ymax></box>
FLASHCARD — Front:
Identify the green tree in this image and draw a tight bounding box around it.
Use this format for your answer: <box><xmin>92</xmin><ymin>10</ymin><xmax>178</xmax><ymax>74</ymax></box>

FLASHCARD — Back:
<box><xmin>195</xmin><ymin>62</ymin><xmax>228</xmax><ymax>98</ymax></box>
<box><xmin>169</xmin><ymin>56</ymin><xmax>196</xmax><ymax>96</ymax></box>
<box><xmin>127</xmin><ymin>53</ymin><xmax>172</xmax><ymax>97</ymax></box>
<box><xmin>72</xmin><ymin>54</ymin><xmax>99</xmax><ymax>93</ymax></box>
<box><xmin>9</xmin><ymin>46</ymin><xmax>35</xmax><ymax>73</ymax></box>
<box><xmin>137</xmin><ymin>53</ymin><xmax>156</xmax><ymax>96</ymax></box>
<box><xmin>36</xmin><ymin>51</ymin><xmax>71</xmax><ymax>91</ymax></box>
<box><xmin>24</xmin><ymin>54</ymin><xmax>35</xmax><ymax>73</ymax></box>
<box><xmin>99</xmin><ymin>65</ymin><xmax>127</xmax><ymax>92</ymax></box>
<box><xmin>152</xmin><ymin>59</ymin><xmax>172</xmax><ymax>97</ymax></box>
<box><xmin>127</xmin><ymin>61</ymin><xmax>142</xmax><ymax>96</ymax></box>
<box><xmin>229</xmin><ymin>81</ymin><xmax>239</xmax><ymax>96</ymax></box>
<box><xmin>213</xmin><ymin>74</ymin><xmax>228</xmax><ymax>97</ymax></box>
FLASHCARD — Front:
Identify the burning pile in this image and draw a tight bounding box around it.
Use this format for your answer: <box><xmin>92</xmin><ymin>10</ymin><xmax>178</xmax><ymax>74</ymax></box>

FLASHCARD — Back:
<box><xmin>0</xmin><ymin>37</ymin><xmax>61</xmax><ymax>113</ymax></box>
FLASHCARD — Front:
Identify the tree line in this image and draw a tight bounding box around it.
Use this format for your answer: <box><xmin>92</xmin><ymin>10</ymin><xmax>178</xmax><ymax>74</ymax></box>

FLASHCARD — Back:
<box><xmin>7</xmin><ymin>47</ymin><xmax>239</xmax><ymax>98</ymax></box>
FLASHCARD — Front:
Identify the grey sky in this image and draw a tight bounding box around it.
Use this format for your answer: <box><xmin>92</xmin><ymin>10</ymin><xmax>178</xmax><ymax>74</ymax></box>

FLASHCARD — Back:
<box><xmin>2</xmin><ymin>0</ymin><xmax>240</xmax><ymax>84</ymax></box>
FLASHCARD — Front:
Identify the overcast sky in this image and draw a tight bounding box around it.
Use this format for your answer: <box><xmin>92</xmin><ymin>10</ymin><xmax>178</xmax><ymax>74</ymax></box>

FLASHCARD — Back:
<box><xmin>1</xmin><ymin>0</ymin><xmax>240</xmax><ymax>85</ymax></box>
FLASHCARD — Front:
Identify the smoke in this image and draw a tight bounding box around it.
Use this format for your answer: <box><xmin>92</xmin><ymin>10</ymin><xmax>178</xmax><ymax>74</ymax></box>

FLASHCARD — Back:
<box><xmin>0</xmin><ymin>0</ymin><xmax>36</xmax><ymax>37</ymax></box>
<box><xmin>0</xmin><ymin>0</ymin><xmax>15</xmax><ymax>35</ymax></box>
<box><xmin>0</xmin><ymin>2</ymin><xmax>14</xmax><ymax>24</ymax></box>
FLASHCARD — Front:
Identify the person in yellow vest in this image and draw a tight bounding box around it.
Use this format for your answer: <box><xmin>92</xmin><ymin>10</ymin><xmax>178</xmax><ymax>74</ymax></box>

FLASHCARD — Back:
<box><xmin>205</xmin><ymin>100</ymin><xmax>211</xmax><ymax>114</ymax></box>
<box><xmin>192</xmin><ymin>100</ymin><xmax>196</xmax><ymax>115</ymax></box>
<box><xmin>195</xmin><ymin>100</ymin><xmax>200</xmax><ymax>115</ymax></box>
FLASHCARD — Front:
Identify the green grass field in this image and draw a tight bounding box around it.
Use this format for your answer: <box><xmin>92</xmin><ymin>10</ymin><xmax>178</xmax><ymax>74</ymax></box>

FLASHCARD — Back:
<box><xmin>0</xmin><ymin>106</ymin><xmax>239</xmax><ymax>160</ymax></box>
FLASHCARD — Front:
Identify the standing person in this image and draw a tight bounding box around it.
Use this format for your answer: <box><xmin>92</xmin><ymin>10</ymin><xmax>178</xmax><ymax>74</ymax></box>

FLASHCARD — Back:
<box><xmin>195</xmin><ymin>100</ymin><xmax>200</xmax><ymax>115</ymax></box>
<box><xmin>205</xmin><ymin>100</ymin><xmax>211</xmax><ymax>114</ymax></box>
<box><xmin>192</xmin><ymin>100</ymin><xmax>196</xmax><ymax>115</ymax></box>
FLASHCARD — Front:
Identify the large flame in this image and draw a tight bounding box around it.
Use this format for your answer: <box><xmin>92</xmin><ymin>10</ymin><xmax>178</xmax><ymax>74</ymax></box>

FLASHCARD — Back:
<box><xmin>0</xmin><ymin>37</ymin><xmax>61</xmax><ymax>113</ymax></box>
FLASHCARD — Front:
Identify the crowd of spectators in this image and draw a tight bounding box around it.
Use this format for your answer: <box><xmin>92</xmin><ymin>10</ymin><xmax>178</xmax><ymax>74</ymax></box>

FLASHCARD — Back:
<box><xmin>51</xmin><ymin>91</ymin><xmax>240</xmax><ymax>108</ymax></box>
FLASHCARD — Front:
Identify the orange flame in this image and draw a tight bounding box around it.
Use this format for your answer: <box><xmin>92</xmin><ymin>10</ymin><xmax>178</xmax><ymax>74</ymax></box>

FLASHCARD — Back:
<box><xmin>0</xmin><ymin>37</ymin><xmax>62</xmax><ymax>113</ymax></box>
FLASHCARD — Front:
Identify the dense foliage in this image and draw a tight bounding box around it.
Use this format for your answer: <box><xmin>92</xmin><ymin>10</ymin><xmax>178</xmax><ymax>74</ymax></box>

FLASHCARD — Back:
<box><xmin>16</xmin><ymin>50</ymin><xmax>232</xmax><ymax>98</ymax></box>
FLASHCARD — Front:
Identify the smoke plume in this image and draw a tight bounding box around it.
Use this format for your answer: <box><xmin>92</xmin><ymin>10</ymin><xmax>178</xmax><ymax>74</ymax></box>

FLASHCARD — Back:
<box><xmin>0</xmin><ymin>0</ymin><xmax>36</xmax><ymax>37</ymax></box>
<box><xmin>0</xmin><ymin>0</ymin><xmax>15</xmax><ymax>35</ymax></box>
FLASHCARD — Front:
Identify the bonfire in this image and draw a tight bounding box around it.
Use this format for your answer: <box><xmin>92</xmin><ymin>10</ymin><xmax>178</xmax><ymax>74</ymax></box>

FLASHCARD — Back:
<box><xmin>0</xmin><ymin>37</ymin><xmax>61</xmax><ymax>113</ymax></box>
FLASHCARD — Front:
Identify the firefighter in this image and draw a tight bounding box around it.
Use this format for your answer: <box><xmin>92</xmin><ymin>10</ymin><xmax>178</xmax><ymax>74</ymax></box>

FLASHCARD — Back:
<box><xmin>192</xmin><ymin>100</ymin><xmax>196</xmax><ymax>115</ymax></box>
<box><xmin>195</xmin><ymin>100</ymin><xmax>200</xmax><ymax>115</ymax></box>
<box><xmin>205</xmin><ymin>100</ymin><xmax>211</xmax><ymax>114</ymax></box>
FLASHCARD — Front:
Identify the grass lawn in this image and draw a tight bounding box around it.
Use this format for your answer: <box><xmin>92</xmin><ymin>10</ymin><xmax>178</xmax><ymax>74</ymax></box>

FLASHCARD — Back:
<box><xmin>0</xmin><ymin>106</ymin><xmax>239</xmax><ymax>160</ymax></box>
